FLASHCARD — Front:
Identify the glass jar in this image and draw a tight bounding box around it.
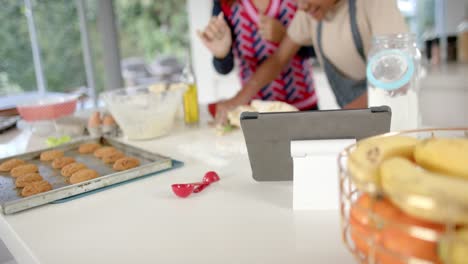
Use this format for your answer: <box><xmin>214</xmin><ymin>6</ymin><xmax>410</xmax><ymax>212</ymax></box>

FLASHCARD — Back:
<box><xmin>367</xmin><ymin>33</ymin><xmax>422</xmax><ymax>132</ymax></box>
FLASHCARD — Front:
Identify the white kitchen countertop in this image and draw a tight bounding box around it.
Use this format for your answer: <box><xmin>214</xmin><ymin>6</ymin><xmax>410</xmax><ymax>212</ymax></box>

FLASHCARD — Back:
<box><xmin>1</xmin><ymin>64</ymin><xmax>466</xmax><ymax>263</ymax></box>
<box><xmin>0</xmin><ymin>114</ymin><xmax>355</xmax><ymax>264</ymax></box>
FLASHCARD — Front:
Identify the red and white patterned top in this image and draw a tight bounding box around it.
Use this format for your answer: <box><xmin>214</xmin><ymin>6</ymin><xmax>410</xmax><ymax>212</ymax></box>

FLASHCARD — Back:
<box><xmin>220</xmin><ymin>0</ymin><xmax>317</xmax><ymax>110</ymax></box>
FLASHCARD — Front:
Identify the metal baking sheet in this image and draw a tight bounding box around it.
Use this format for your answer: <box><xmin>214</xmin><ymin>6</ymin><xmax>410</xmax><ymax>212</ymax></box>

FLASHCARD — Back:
<box><xmin>0</xmin><ymin>136</ymin><xmax>172</xmax><ymax>214</ymax></box>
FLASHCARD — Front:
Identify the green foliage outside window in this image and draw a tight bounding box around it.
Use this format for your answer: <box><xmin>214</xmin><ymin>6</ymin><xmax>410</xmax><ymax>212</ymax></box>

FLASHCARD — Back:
<box><xmin>115</xmin><ymin>0</ymin><xmax>189</xmax><ymax>59</ymax></box>
<box><xmin>0</xmin><ymin>2</ymin><xmax>38</xmax><ymax>95</ymax></box>
<box><xmin>0</xmin><ymin>0</ymin><xmax>188</xmax><ymax>96</ymax></box>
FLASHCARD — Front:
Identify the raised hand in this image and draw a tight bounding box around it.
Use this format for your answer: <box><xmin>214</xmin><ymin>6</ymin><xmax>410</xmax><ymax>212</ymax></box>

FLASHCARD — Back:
<box><xmin>197</xmin><ymin>13</ymin><xmax>233</xmax><ymax>59</ymax></box>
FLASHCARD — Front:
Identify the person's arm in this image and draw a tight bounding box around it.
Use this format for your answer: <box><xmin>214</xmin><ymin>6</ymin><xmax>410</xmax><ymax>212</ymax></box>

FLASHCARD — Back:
<box><xmin>214</xmin><ymin>36</ymin><xmax>301</xmax><ymax>124</ymax></box>
<box><xmin>214</xmin><ymin>10</ymin><xmax>314</xmax><ymax>124</ymax></box>
<box><xmin>213</xmin><ymin>51</ymin><xmax>234</xmax><ymax>75</ymax></box>
<box><xmin>234</xmin><ymin>10</ymin><xmax>314</xmax><ymax>104</ymax></box>
<box><xmin>232</xmin><ymin>36</ymin><xmax>301</xmax><ymax>104</ymax></box>
<box><xmin>211</xmin><ymin>0</ymin><xmax>234</xmax><ymax>75</ymax></box>
<box><xmin>344</xmin><ymin>92</ymin><xmax>367</xmax><ymax>109</ymax></box>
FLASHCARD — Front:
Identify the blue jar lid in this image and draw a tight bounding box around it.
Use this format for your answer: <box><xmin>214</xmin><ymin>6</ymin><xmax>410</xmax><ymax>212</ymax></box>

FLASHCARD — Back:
<box><xmin>366</xmin><ymin>49</ymin><xmax>415</xmax><ymax>91</ymax></box>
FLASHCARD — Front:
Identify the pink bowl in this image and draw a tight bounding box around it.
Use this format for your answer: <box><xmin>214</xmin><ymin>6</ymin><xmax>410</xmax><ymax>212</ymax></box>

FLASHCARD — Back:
<box><xmin>17</xmin><ymin>95</ymin><xmax>78</xmax><ymax>122</ymax></box>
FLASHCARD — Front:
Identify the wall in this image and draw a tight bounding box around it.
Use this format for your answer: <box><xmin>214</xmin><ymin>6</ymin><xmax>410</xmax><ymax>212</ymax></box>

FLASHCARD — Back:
<box><xmin>445</xmin><ymin>0</ymin><xmax>467</xmax><ymax>34</ymax></box>
<box><xmin>186</xmin><ymin>0</ymin><xmax>241</xmax><ymax>105</ymax></box>
<box><xmin>436</xmin><ymin>0</ymin><xmax>467</xmax><ymax>35</ymax></box>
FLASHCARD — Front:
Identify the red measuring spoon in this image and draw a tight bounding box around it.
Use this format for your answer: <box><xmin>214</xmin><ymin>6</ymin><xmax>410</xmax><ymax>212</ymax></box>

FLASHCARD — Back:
<box><xmin>172</xmin><ymin>171</ymin><xmax>220</xmax><ymax>198</ymax></box>
<box><xmin>193</xmin><ymin>171</ymin><xmax>220</xmax><ymax>193</ymax></box>
<box><xmin>171</xmin><ymin>183</ymin><xmax>196</xmax><ymax>198</ymax></box>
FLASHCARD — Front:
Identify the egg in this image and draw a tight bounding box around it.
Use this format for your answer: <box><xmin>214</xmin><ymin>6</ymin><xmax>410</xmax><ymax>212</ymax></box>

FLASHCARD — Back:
<box><xmin>88</xmin><ymin>112</ymin><xmax>101</xmax><ymax>128</ymax></box>
<box><xmin>102</xmin><ymin>114</ymin><xmax>116</xmax><ymax>126</ymax></box>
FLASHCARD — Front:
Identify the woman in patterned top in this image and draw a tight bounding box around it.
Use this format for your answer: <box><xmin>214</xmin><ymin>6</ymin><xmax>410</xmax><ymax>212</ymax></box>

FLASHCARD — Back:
<box><xmin>198</xmin><ymin>0</ymin><xmax>318</xmax><ymax>123</ymax></box>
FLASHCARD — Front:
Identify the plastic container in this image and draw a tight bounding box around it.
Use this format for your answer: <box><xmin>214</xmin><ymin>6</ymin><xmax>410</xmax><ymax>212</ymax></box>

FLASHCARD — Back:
<box><xmin>338</xmin><ymin>128</ymin><xmax>468</xmax><ymax>264</ymax></box>
<box><xmin>16</xmin><ymin>94</ymin><xmax>78</xmax><ymax>122</ymax></box>
<box><xmin>367</xmin><ymin>33</ymin><xmax>422</xmax><ymax>132</ymax></box>
<box><xmin>101</xmin><ymin>85</ymin><xmax>185</xmax><ymax>140</ymax></box>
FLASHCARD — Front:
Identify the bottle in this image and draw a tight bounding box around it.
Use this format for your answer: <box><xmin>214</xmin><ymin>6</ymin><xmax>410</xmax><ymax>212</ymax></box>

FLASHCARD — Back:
<box><xmin>367</xmin><ymin>33</ymin><xmax>422</xmax><ymax>132</ymax></box>
<box><xmin>181</xmin><ymin>53</ymin><xmax>200</xmax><ymax>125</ymax></box>
<box><xmin>457</xmin><ymin>16</ymin><xmax>468</xmax><ymax>63</ymax></box>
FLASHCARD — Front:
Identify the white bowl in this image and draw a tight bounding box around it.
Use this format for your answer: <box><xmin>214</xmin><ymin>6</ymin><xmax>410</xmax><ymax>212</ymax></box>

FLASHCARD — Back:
<box><xmin>101</xmin><ymin>85</ymin><xmax>185</xmax><ymax>140</ymax></box>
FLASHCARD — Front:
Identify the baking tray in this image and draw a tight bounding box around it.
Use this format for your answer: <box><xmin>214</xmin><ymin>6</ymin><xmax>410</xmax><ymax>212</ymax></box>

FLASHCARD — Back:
<box><xmin>0</xmin><ymin>136</ymin><xmax>173</xmax><ymax>214</ymax></box>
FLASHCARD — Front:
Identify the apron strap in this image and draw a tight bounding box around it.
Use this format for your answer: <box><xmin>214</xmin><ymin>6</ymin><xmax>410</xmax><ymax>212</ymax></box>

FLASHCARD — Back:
<box><xmin>316</xmin><ymin>0</ymin><xmax>367</xmax><ymax>107</ymax></box>
<box><xmin>348</xmin><ymin>0</ymin><xmax>366</xmax><ymax>61</ymax></box>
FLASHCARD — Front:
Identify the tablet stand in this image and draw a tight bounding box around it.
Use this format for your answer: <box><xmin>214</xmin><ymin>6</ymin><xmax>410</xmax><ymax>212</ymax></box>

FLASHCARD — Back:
<box><xmin>290</xmin><ymin>139</ymin><xmax>356</xmax><ymax>210</ymax></box>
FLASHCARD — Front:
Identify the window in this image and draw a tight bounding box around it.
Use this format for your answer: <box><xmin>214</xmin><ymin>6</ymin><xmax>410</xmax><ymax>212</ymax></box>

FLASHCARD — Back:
<box><xmin>114</xmin><ymin>0</ymin><xmax>188</xmax><ymax>60</ymax></box>
<box><xmin>113</xmin><ymin>0</ymin><xmax>189</xmax><ymax>87</ymax></box>
<box><xmin>0</xmin><ymin>1</ymin><xmax>36</xmax><ymax>96</ymax></box>
<box><xmin>34</xmin><ymin>0</ymin><xmax>87</xmax><ymax>93</ymax></box>
<box><xmin>0</xmin><ymin>0</ymin><xmax>189</xmax><ymax>104</ymax></box>
<box><xmin>0</xmin><ymin>0</ymin><xmax>87</xmax><ymax>99</ymax></box>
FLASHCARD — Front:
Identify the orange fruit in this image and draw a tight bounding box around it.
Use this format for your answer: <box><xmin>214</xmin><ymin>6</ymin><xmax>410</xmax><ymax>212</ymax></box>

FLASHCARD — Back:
<box><xmin>378</xmin><ymin>214</ymin><xmax>444</xmax><ymax>264</ymax></box>
<box><xmin>350</xmin><ymin>215</ymin><xmax>380</xmax><ymax>257</ymax></box>
<box><xmin>349</xmin><ymin>194</ymin><xmax>399</xmax><ymax>256</ymax></box>
<box><xmin>349</xmin><ymin>194</ymin><xmax>444</xmax><ymax>264</ymax></box>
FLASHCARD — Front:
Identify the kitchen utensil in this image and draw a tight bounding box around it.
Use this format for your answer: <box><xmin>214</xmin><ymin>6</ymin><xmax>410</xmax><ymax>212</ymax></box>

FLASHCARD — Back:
<box><xmin>172</xmin><ymin>171</ymin><xmax>220</xmax><ymax>198</ymax></box>
<box><xmin>172</xmin><ymin>184</ymin><xmax>196</xmax><ymax>198</ymax></box>
<box><xmin>0</xmin><ymin>136</ymin><xmax>172</xmax><ymax>214</ymax></box>
<box><xmin>193</xmin><ymin>171</ymin><xmax>220</xmax><ymax>193</ymax></box>
<box><xmin>204</xmin><ymin>171</ymin><xmax>220</xmax><ymax>182</ymax></box>
<box><xmin>101</xmin><ymin>85</ymin><xmax>185</xmax><ymax>140</ymax></box>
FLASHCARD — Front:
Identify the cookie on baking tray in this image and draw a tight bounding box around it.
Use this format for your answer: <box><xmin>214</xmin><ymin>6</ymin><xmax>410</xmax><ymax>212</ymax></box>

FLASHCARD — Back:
<box><xmin>21</xmin><ymin>180</ymin><xmax>52</xmax><ymax>197</ymax></box>
<box><xmin>52</xmin><ymin>157</ymin><xmax>76</xmax><ymax>169</ymax></box>
<box><xmin>113</xmin><ymin>157</ymin><xmax>140</xmax><ymax>171</ymax></box>
<box><xmin>93</xmin><ymin>147</ymin><xmax>118</xmax><ymax>158</ymax></box>
<box><xmin>11</xmin><ymin>164</ymin><xmax>39</xmax><ymax>178</ymax></box>
<box><xmin>78</xmin><ymin>142</ymin><xmax>101</xmax><ymax>154</ymax></box>
<box><xmin>15</xmin><ymin>172</ymin><xmax>43</xmax><ymax>188</ymax></box>
<box><xmin>61</xmin><ymin>162</ymin><xmax>87</xmax><ymax>177</ymax></box>
<box><xmin>101</xmin><ymin>151</ymin><xmax>125</xmax><ymax>164</ymax></box>
<box><xmin>40</xmin><ymin>150</ymin><xmax>64</xmax><ymax>161</ymax></box>
<box><xmin>0</xmin><ymin>158</ymin><xmax>26</xmax><ymax>172</ymax></box>
<box><xmin>69</xmin><ymin>169</ymin><xmax>99</xmax><ymax>184</ymax></box>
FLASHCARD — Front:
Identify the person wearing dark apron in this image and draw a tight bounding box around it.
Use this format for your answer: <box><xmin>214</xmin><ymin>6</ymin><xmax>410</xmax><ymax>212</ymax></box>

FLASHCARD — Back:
<box><xmin>214</xmin><ymin>0</ymin><xmax>408</xmax><ymax>122</ymax></box>
<box><xmin>316</xmin><ymin>0</ymin><xmax>366</xmax><ymax>108</ymax></box>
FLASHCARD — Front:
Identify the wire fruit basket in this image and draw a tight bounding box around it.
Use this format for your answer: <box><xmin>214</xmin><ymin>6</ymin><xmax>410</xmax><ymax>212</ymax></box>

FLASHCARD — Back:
<box><xmin>338</xmin><ymin>128</ymin><xmax>468</xmax><ymax>264</ymax></box>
